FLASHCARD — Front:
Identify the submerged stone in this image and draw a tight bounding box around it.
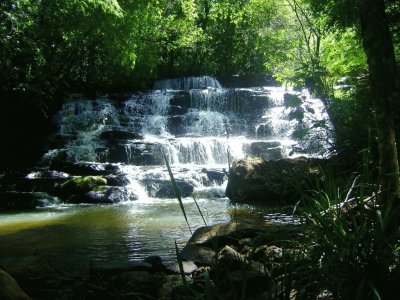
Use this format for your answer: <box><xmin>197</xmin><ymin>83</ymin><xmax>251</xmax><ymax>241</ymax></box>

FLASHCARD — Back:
<box><xmin>54</xmin><ymin>175</ymin><xmax>137</xmax><ymax>204</ymax></box>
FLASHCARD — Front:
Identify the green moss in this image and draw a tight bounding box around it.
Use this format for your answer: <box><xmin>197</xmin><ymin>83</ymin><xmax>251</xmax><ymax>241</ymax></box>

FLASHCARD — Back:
<box><xmin>61</xmin><ymin>176</ymin><xmax>107</xmax><ymax>193</ymax></box>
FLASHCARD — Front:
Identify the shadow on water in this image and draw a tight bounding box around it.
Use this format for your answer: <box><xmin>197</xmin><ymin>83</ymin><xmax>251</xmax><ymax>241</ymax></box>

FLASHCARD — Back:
<box><xmin>0</xmin><ymin>199</ymin><xmax>292</xmax><ymax>274</ymax></box>
<box><xmin>0</xmin><ymin>199</ymin><xmax>224</xmax><ymax>273</ymax></box>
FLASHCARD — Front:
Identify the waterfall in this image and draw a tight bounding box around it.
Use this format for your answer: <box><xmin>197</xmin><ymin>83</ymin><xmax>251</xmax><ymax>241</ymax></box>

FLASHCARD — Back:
<box><xmin>153</xmin><ymin>76</ymin><xmax>222</xmax><ymax>90</ymax></box>
<box><xmin>0</xmin><ymin>76</ymin><xmax>334</xmax><ymax>274</ymax></box>
<box><xmin>41</xmin><ymin>76</ymin><xmax>333</xmax><ymax>202</ymax></box>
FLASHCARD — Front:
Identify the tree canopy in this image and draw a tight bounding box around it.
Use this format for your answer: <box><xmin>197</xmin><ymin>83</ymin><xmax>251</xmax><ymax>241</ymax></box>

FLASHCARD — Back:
<box><xmin>3</xmin><ymin>0</ymin><xmax>394</xmax><ymax>95</ymax></box>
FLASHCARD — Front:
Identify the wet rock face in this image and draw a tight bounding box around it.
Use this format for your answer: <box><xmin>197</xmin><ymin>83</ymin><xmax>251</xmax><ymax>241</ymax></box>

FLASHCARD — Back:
<box><xmin>50</xmin><ymin>161</ymin><xmax>119</xmax><ymax>176</ymax></box>
<box><xmin>104</xmin><ymin>142</ymin><xmax>166</xmax><ymax>165</ymax></box>
<box><xmin>225</xmin><ymin>157</ymin><xmax>323</xmax><ymax>203</ymax></box>
<box><xmin>201</xmin><ymin>169</ymin><xmax>227</xmax><ymax>185</ymax></box>
<box><xmin>99</xmin><ymin>130</ymin><xmax>142</xmax><ymax>141</ymax></box>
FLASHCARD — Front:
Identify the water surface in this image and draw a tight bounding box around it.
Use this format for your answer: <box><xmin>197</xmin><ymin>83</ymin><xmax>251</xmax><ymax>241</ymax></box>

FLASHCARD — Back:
<box><xmin>0</xmin><ymin>197</ymin><xmax>275</xmax><ymax>273</ymax></box>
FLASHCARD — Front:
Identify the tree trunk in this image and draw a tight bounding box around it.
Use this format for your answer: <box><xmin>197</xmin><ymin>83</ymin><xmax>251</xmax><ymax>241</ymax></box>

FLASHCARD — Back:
<box><xmin>359</xmin><ymin>0</ymin><xmax>400</xmax><ymax>201</ymax></box>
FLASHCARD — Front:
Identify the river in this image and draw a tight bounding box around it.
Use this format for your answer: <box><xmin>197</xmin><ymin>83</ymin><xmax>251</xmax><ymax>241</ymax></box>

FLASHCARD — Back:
<box><xmin>0</xmin><ymin>76</ymin><xmax>330</xmax><ymax>274</ymax></box>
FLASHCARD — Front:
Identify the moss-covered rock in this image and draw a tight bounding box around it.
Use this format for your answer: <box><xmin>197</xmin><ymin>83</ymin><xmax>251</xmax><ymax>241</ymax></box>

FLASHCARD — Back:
<box><xmin>62</xmin><ymin>176</ymin><xmax>107</xmax><ymax>191</ymax></box>
<box><xmin>57</xmin><ymin>176</ymin><xmax>107</xmax><ymax>200</ymax></box>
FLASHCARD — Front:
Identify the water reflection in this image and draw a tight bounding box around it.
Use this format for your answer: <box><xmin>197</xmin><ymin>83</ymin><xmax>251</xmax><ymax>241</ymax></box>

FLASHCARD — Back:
<box><xmin>0</xmin><ymin>199</ymin><xmax>297</xmax><ymax>273</ymax></box>
<box><xmin>0</xmin><ymin>199</ymin><xmax>230</xmax><ymax>273</ymax></box>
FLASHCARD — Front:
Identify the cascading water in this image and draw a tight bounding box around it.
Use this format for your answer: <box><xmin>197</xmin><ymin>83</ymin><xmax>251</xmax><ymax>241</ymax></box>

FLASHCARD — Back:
<box><xmin>39</xmin><ymin>77</ymin><xmax>332</xmax><ymax>205</ymax></box>
<box><xmin>0</xmin><ymin>76</ymin><xmax>332</xmax><ymax>270</ymax></box>
<box><xmin>47</xmin><ymin>76</ymin><xmax>331</xmax><ymax>169</ymax></box>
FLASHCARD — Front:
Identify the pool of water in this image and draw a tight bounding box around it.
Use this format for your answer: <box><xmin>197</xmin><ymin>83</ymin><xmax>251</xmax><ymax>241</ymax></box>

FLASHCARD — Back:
<box><xmin>0</xmin><ymin>197</ymin><xmax>278</xmax><ymax>274</ymax></box>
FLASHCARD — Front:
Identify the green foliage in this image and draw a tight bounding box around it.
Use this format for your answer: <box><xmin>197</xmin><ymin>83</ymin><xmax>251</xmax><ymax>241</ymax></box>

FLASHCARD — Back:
<box><xmin>304</xmin><ymin>0</ymin><xmax>359</xmax><ymax>28</ymax></box>
<box><xmin>0</xmin><ymin>0</ymin><xmax>373</xmax><ymax>96</ymax></box>
<box><xmin>329</xmin><ymin>80</ymin><xmax>377</xmax><ymax>162</ymax></box>
<box><xmin>296</xmin><ymin>198</ymin><xmax>400</xmax><ymax>299</ymax></box>
<box><xmin>201</xmin><ymin>0</ymin><xmax>275</xmax><ymax>75</ymax></box>
<box><xmin>259</xmin><ymin>168</ymin><xmax>400</xmax><ymax>299</ymax></box>
<box><xmin>156</xmin><ymin>0</ymin><xmax>277</xmax><ymax>77</ymax></box>
<box><xmin>263</xmin><ymin>0</ymin><xmax>329</xmax><ymax>96</ymax></box>
<box><xmin>321</xmin><ymin>28</ymin><xmax>367</xmax><ymax>81</ymax></box>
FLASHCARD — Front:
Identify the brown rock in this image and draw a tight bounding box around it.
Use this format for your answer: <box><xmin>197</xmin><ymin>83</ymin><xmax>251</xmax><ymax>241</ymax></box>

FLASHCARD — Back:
<box><xmin>226</xmin><ymin>157</ymin><xmax>322</xmax><ymax>203</ymax></box>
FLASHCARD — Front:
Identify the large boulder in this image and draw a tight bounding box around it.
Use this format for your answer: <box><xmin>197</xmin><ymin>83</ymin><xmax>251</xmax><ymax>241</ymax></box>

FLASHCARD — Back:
<box><xmin>54</xmin><ymin>176</ymin><xmax>136</xmax><ymax>204</ymax></box>
<box><xmin>226</xmin><ymin>157</ymin><xmax>322</xmax><ymax>203</ymax></box>
<box><xmin>56</xmin><ymin>175</ymin><xmax>138</xmax><ymax>204</ymax></box>
<box><xmin>58</xmin><ymin>176</ymin><xmax>107</xmax><ymax>196</ymax></box>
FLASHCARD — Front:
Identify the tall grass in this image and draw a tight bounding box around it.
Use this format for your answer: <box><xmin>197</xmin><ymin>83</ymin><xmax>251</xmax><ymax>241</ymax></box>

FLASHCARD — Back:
<box><xmin>279</xmin><ymin>170</ymin><xmax>400</xmax><ymax>299</ymax></box>
<box><xmin>174</xmin><ymin>239</ymin><xmax>187</xmax><ymax>286</ymax></box>
<box><xmin>192</xmin><ymin>196</ymin><xmax>208</xmax><ymax>227</ymax></box>
<box><xmin>163</xmin><ymin>151</ymin><xmax>192</xmax><ymax>234</ymax></box>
